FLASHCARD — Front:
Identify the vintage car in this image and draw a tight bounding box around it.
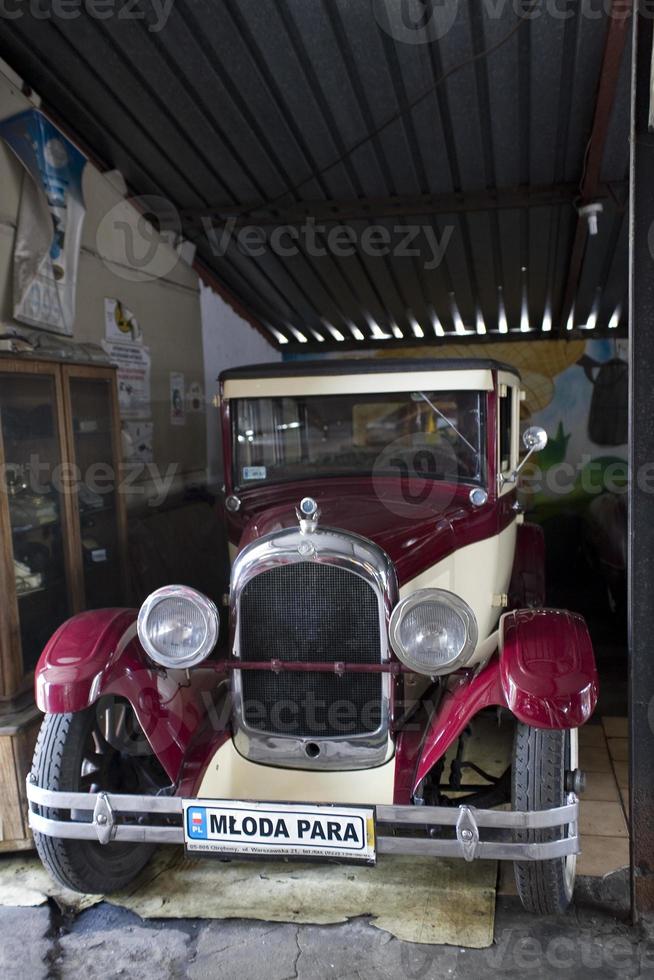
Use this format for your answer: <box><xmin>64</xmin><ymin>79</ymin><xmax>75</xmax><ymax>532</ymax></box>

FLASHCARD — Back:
<box><xmin>27</xmin><ymin>358</ymin><xmax>597</xmax><ymax>915</ymax></box>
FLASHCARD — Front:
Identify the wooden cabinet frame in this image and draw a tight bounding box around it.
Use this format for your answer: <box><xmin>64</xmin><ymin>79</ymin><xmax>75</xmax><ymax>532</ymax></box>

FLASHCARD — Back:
<box><xmin>0</xmin><ymin>358</ymin><xmax>127</xmax><ymax>705</ymax></box>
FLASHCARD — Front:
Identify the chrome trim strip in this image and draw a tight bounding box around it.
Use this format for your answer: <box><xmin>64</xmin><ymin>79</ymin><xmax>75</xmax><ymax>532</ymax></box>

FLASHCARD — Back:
<box><xmin>376</xmin><ymin>837</ymin><xmax>579</xmax><ymax>861</ymax></box>
<box><xmin>230</xmin><ymin>525</ymin><xmax>399</xmax><ymax>771</ymax></box>
<box><xmin>376</xmin><ymin>802</ymin><xmax>578</xmax><ymax>828</ymax></box>
<box><xmin>27</xmin><ymin>781</ymin><xmax>579</xmax><ymax>862</ymax></box>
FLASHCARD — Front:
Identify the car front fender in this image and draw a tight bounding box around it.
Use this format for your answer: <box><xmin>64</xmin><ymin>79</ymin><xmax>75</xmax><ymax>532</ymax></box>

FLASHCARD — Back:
<box><xmin>411</xmin><ymin>608</ymin><xmax>598</xmax><ymax>793</ymax></box>
<box><xmin>35</xmin><ymin>609</ymin><xmax>226</xmax><ymax>784</ymax></box>
<box><xmin>499</xmin><ymin>607</ymin><xmax>598</xmax><ymax>730</ymax></box>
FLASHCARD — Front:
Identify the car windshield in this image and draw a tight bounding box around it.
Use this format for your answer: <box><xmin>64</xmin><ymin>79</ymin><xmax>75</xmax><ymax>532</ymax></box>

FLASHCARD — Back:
<box><xmin>232</xmin><ymin>389</ymin><xmax>486</xmax><ymax>490</ymax></box>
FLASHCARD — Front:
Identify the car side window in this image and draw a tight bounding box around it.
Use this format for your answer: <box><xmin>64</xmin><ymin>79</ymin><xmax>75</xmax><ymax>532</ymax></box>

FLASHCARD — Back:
<box><xmin>499</xmin><ymin>389</ymin><xmax>512</xmax><ymax>473</ymax></box>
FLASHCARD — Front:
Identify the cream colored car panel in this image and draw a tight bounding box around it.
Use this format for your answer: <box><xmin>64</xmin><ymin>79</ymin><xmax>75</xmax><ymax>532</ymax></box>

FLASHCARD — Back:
<box><xmin>398</xmin><ymin>520</ymin><xmax>516</xmax><ymax>668</ymax></box>
<box><xmin>223</xmin><ymin>369</ymin><xmax>498</xmax><ymax>400</ymax></box>
<box><xmin>197</xmin><ymin>737</ymin><xmax>396</xmax><ymax>804</ymax></box>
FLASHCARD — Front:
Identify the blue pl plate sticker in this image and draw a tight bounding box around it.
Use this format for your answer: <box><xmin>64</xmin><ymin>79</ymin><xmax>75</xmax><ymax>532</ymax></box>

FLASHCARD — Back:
<box><xmin>187</xmin><ymin>806</ymin><xmax>207</xmax><ymax>839</ymax></box>
<box><xmin>243</xmin><ymin>466</ymin><xmax>267</xmax><ymax>481</ymax></box>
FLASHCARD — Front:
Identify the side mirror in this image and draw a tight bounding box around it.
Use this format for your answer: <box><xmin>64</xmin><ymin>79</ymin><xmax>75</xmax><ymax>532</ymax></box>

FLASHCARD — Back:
<box><xmin>502</xmin><ymin>426</ymin><xmax>548</xmax><ymax>486</ymax></box>
<box><xmin>522</xmin><ymin>426</ymin><xmax>548</xmax><ymax>453</ymax></box>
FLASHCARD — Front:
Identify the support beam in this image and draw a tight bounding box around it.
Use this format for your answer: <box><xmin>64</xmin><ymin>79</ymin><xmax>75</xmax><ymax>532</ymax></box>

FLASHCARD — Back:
<box><xmin>558</xmin><ymin>0</ymin><xmax>632</xmax><ymax>330</ymax></box>
<box><xmin>182</xmin><ymin>182</ymin><xmax>626</xmax><ymax>227</ymax></box>
<box><xmin>629</xmin><ymin>0</ymin><xmax>654</xmax><ymax>920</ymax></box>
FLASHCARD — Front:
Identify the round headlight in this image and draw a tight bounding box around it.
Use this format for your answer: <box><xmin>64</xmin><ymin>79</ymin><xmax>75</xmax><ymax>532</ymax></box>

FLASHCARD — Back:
<box><xmin>389</xmin><ymin>589</ymin><xmax>478</xmax><ymax>675</ymax></box>
<box><xmin>137</xmin><ymin>585</ymin><xmax>219</xmax><ymax>669</ymax></box>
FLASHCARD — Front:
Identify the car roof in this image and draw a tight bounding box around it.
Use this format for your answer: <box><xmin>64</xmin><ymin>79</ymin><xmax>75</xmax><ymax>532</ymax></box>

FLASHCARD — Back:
<box><xmin>219</xmin><ymin>357</ymin><xmax>521</xmax><ymax>382</ymax></box>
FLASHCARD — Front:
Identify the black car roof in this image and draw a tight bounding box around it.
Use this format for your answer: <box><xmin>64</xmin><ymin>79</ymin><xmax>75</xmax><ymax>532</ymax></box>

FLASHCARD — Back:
<box><xmin>220</xmin><ymin>357</ymin><xmax>521</xmax><ymax>382</ymax></box>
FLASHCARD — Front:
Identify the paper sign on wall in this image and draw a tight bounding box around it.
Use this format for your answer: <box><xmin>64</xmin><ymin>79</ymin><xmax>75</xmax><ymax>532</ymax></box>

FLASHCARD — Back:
<box><xmin>102</xmin><ymin>339</ymin><xmax>151</xmax><ymax>420</ymax></box>
<box><xmin>170</xmin><ymin>372</ymin><xmax>185</xmax><ymax>426</ymax></box>
<box><xmin>187</xmin><ymin>381</ymin><xmax>204</xmax><ymax>412</ymax></box>
<box><xmin>122</xmin><ymin>421</ymin><xmax>154</xmax><ymax>465</ymax></box>
<box><xmin>105</xmin><ymin>298</ymin><xmax>142</xmax><ymax>343</ymax></box>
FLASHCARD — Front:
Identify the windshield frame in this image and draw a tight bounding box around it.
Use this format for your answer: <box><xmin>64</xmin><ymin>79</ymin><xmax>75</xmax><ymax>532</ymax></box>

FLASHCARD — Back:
<box><xmin>229</xmin><ymin>388</ymin><xmax>489</xmax><ymax>494</ymax></box>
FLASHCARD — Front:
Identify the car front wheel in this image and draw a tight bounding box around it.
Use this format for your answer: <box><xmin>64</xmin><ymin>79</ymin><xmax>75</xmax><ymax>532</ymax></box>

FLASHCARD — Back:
<box><xmin>31</xmin><ymin>699</ymin><xmax>169</xmax><ymax>894</ymax></box>
<box><xmin>512</xmin><ymin>723</ymin><xmax>579</xmax><ymax>914</ymax></box>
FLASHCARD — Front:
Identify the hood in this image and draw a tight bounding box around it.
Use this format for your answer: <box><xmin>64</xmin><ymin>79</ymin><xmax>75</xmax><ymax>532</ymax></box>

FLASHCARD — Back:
<box><xmin>225</xmin><ymin>477</ymin><xmax>508</xmax><ymax>587</ymax></box>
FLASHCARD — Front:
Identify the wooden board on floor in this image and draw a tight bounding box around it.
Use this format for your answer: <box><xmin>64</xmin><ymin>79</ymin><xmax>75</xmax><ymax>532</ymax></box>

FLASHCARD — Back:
<box><xmin>0</xmin><ymin>703</ymin><xmax>41</xmax><ymax>852</ymax></box>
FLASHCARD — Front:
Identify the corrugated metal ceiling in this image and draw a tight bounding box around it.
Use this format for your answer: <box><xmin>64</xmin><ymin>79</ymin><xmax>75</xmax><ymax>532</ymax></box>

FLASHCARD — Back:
<box><xmin>0</xmin><ymin>0</ymin><xmax>630</xmax><ymax>351</ymax></box>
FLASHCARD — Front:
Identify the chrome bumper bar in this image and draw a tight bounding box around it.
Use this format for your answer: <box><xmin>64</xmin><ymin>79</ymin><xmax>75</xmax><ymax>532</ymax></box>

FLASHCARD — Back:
<box><xmin>26</xmin><ymin>778</ymin><xmax>579</xmax><ymax>862</ymax></box>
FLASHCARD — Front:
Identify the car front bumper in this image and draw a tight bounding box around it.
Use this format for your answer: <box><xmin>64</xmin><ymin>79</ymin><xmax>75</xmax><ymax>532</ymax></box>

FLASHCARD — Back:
<box><xmin>26</xmin><ymin>778</ymin><xmax>579</xmax><ymax>863</ymax></box>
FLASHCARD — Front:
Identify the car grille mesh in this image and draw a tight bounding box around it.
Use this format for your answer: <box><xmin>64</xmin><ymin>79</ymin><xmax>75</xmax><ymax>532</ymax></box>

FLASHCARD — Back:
<box><xmin>238</xmin><ymin>562</ymin><xmax>382</xmax><ymax>738</ymax></box>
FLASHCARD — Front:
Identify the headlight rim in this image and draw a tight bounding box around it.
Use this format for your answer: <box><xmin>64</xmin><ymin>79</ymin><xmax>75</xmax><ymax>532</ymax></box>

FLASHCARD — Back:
<box><xmin>137</xmin><ymin>584</ymin><xmax>219</xmax><ymax>670</ymax></box>
<box><xmin>389</xmin><ymin>588</ymin><xmax>478</xmax><ymax>675</ymax></box>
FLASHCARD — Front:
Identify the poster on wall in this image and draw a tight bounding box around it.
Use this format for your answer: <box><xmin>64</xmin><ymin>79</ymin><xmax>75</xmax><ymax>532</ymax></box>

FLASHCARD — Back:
<box><xmin>104</xmin><ymin>298</ymin><xmax>142</xmax><ymax>343</ymax></box>
<box><xmin>102</xmin><ymin>339</ymin><xmax>151</xmax><ymax>420</ymax></box>
<box><xmin>0</xmin><ymin>109</ymin><xmax>86</xmax><ymax>336</ymax></box>
<box><xmin>121</xmin><ymin>421</ymin><xmax>154</xmax><ymax>465</ymax></box>
<box><xmin>187</xmin><ymin>381</ymin><xmax>204</xmax><ymax>412</ymax></box>
<box><xmin>170</xmin><ymin>372</ymin><xmax>186</xmax><ymax>426</ymax></box>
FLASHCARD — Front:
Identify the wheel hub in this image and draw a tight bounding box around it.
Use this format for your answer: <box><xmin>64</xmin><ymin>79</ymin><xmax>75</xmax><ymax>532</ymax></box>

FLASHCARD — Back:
<box><xmin>565</xmin><ymin>768</ymin><xmax>586</xmax><ymax>795</ymax></box>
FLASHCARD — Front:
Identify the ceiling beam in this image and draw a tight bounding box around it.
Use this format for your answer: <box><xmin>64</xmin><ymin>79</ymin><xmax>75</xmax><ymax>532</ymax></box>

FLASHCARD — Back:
<box><xmin>557</xmin><ymin>0</ymin><xmax>632</xmax><ymax>331</ymax></box>
<box><xmin>182</xmin><ymin>181</ymin><xmax>627</xmax><ymax>227</ymax></box>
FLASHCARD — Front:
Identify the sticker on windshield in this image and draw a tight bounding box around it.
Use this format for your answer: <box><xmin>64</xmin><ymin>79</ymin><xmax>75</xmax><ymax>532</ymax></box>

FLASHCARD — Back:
<box><xmin>243</xmin><ymin>466</ymin><xmax>267</xmax><ymax>481</ymax></box>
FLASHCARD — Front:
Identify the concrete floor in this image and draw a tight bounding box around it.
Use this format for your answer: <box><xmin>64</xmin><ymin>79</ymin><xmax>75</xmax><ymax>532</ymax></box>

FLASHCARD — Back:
<box><xmin>1</xmin><ymin>872</ymin><xmax>653</xmax><ymax>980</ymax></box>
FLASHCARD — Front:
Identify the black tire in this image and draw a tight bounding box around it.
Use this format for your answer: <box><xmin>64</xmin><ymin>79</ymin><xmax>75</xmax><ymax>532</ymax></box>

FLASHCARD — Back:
<box><xmin>512</xmin><ymin>724</ymin><xmax>578</xmax><ymax>915</ymax></box>
<box><xmin>31</xmin><ymin>708</ymin><xmax>158</xmax><ymax>894</ymax></box>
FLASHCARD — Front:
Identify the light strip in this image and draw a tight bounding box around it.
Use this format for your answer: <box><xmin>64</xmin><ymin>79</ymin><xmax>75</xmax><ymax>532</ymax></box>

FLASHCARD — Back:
<box><xmin>287</xmin><ymin>325</ymin><xmax>308</xmax><ymax>343</ymax></box>
<box><xmin>431</xmin><ymin>309</ymin><xmax>445</xmax><ymax>337</ymax></box>
<box><xmin>450</xmin><ymin>294</ymin><xmax>466</xmax><ymax>335</ymax></box>
<box><xmin>409</xmin><ymin>315</ymin><xmax>424</xmax><ymax>339</ymax></box>
<box><xmin>520</xmin><ymin>267</ymin><xmax>530</xmax><ymax>332</ymax></box>
<box><xmin>266</xmin><ymin>324</ymin><xmax>289</xmax><ymax>345</ymax></box>
<box><xmin>608</xmin><ymin>305</ymin><xmax>621</xmax><ymax>330</ymax></box>
<box><xmin>498</xmin><ymin>287</ymin><xmax>508</xmax><ymax>334</ymax></box>
<box><xmin>320</xmin><ymin>319</ymin><xmax>345</xmax><ymax>342</ymax></box>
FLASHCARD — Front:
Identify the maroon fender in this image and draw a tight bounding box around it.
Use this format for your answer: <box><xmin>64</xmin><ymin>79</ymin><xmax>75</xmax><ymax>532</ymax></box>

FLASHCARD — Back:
<box><xmin>411</xmin><ymin>661</ymin><xmax>505</xmax><ymax>791</ymax></box>
<box><xmin>499</xmin><ymin>608</ymin><xmax>599</xmax><ymax>730</ymax></box>
<box><xmin>35</xmin><ymin>609</ymin><xmax>227</xmax><ymax>784</ymax></box>
<box><xmin>410</xmin><ymin>608</ymin><xmax>598</xmax><ymax>793</ymax></box>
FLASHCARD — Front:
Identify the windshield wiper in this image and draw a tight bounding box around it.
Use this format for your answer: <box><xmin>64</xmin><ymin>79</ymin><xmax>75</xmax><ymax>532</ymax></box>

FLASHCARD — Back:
<box><xmin>414</xmin><ymin>392</ymin><xmax>478</xmax><ymax>455</ymax></box>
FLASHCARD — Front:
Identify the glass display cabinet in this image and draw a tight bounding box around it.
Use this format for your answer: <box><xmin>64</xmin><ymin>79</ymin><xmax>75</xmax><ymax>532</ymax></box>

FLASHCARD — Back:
<box><xmin>0</xmin><ymin>358</ymin><xmax>127</xmax><ymax>852</ymax></box>
<box><xmin>0</xmin><ymin>359</ymin><xmax>127</xmax><ymax>707</ymax></box>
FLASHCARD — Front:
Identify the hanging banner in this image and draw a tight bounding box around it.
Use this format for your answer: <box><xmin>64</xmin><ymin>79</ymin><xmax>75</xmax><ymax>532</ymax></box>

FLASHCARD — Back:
<box><xmin>0</xmin><ymin>109</ymin><xmax>86</xmax><ymax>336</ymax></box>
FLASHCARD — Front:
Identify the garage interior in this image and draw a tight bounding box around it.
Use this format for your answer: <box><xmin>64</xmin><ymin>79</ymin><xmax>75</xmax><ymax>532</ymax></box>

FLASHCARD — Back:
<box><xmin>0</xmin><ymin>0</ymin><xmax>650</xmax><ymax>975</ymax></box>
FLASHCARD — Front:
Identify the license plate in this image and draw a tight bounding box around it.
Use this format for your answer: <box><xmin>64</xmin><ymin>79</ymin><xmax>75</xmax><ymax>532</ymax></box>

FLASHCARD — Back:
<box><xmin>182</xmin><ymin>799</ymin><xmax>376</xmax><ymax>863</ymax></box>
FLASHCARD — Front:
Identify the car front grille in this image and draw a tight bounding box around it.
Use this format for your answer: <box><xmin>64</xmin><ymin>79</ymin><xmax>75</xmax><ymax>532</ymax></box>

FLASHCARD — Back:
<box><xmin>238</xmin><ymin>562</ymin><xmax>382</xmax><ymax>738</ymax></box>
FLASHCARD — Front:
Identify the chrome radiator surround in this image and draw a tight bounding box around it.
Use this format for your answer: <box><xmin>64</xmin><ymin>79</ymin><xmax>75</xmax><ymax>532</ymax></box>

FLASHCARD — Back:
<box><xmin>230</xmin><ymin>525</ymin><xmax>398</xmax><ymax>771</ymax></box>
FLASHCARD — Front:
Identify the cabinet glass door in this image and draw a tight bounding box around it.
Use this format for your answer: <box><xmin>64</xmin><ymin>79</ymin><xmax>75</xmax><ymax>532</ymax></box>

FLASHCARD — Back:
<box><xmin>67</xmin><ymin>374</ymin><xmax>126</xmax><ymax>610</ymax></box>
<box><xmin>0</xmin><ymin>371</ymin><xmax>71</xmax><ymax>678</ymax></box>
